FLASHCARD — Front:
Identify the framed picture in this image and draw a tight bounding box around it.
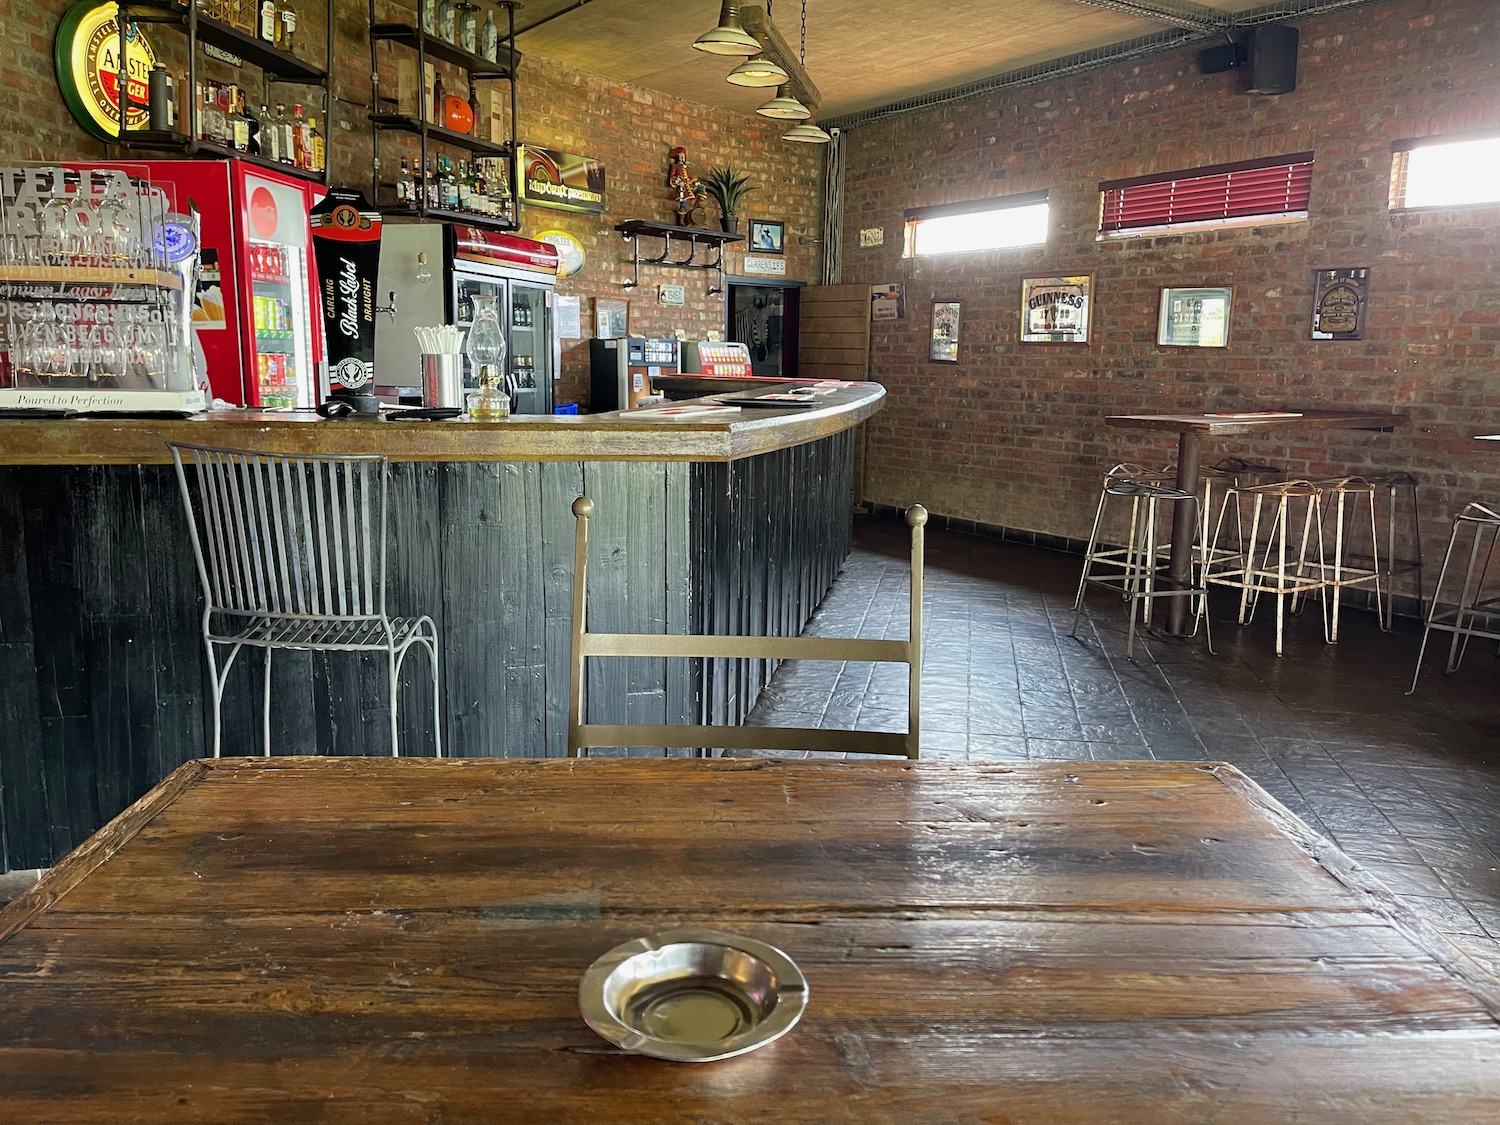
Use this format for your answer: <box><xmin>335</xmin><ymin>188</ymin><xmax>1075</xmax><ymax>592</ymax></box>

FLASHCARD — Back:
<box><xmin>871</xmin><ymin>283</ymin><xmax>905</xmax><ymax>322</ymax></box>
<box><xmin>748</xmin><ymin>219</ymin><xmax>785</xmax><ymax>254</ymax></box>
<box><xmin>1021</xmin><ymin>274</ymin><xmax>1093</xmax><ymax>344</ymax></box>
<box><xmin>930</xmin><ymin>300</ymin><xmax>962</xmax><ymax>363</ymax></box>
<box><xmin>1157</xmin><ymin>287</ymin><xmax>1233</xmax><ymax>348</ymax></box>
<box><xmin>1312</xmin><ymin>267</ymin><xmax>1369</xmax><ymax>340</ymax></box>
<box><xmin>594</xmin><ymin>297</ymin><xmax>629</xmax><ymax>339</ymax></box>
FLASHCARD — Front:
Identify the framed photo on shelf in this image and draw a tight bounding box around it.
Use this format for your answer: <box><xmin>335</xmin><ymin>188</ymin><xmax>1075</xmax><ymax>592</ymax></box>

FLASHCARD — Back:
<box><xmin>930</xmin><ymin>300</ymin><xmax>962</xmax><ymax>363</ymax></box>
<box><xmin>594</xmin><ymin>297</ymin><xmax>629</xmax><ymax>339</ymax></box>
<box><xmin>1020</xmin><ymin>274</ymin><xmax>1093</xmax><ymax>344</ymax></box>
<box><xmin>1157</xmin><ymin>287</ymin><xmax>1233</xmax><ymax>348</ymax></box>
<box><xmin>748</xmin><ymin>219</ymin><xmax>785</xmax><ymax>254</ymax></box>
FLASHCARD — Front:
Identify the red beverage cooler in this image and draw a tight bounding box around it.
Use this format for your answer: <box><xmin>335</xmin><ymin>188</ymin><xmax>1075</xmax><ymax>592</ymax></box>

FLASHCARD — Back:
<box><xmin>84</xmin><ymin>159</ymin><xmax>325</xmax><ymax>407</ymax></box>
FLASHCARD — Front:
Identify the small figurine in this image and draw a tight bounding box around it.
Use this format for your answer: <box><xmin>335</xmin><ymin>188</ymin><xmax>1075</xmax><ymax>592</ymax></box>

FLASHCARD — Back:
<box><xmin>667</xmin><ymin>146</ymin><xmax>708</xmax><ymax>227</ymax></box>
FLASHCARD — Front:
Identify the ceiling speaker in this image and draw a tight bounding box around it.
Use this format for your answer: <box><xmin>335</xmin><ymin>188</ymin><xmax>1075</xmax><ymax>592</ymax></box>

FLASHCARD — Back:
<box><xmin>1248</xmin><ymin>25</ymin><xmax>1299</xmax><ymax>95</ymax></box>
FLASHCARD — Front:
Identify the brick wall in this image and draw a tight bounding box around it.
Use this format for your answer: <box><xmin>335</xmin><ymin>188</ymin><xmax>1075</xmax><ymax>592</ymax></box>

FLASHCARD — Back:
<box><xmin>838</xmin><ymin>0</ymin><xmax>1500</xmax><ymax>574</ymax></box>
<box><xmin>3</xmin><ymin>1</ymin><xmax>823</xmax><ymax>408</ymax></box>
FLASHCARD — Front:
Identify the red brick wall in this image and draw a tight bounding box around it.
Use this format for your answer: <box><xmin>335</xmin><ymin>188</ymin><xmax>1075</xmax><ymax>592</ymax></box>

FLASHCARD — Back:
<box><xmin>3</xmin><ymin>2</ymin><xmax>823</xmax><ymax>409</ymax></box>
<box><xmin>838</xmin><ymin>0</ymin><xmax>1500</xmax><ymax>569</ymax></box>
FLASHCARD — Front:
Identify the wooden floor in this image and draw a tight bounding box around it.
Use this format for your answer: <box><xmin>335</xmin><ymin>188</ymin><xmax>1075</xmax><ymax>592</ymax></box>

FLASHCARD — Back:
<box><xmin>746</xmin><ymin>513</ymin><xmax>1500</xmax><ymax>973</ymax></box>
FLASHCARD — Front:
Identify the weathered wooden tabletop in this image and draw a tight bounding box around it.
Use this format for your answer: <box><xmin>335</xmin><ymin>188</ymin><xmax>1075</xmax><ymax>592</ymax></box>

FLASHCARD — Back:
<box><xmin>2</xmin><ymin>757</ymin><xmax>1497</xmax><ymax>1123</ymax></box>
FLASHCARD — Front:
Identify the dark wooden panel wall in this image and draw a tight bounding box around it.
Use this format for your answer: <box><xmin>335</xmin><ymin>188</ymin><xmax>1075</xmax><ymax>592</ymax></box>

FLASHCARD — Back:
<box><xmin>0</xmin><ymin>434</ymin><xmax>854</xmax><ymax>871</ymax></box>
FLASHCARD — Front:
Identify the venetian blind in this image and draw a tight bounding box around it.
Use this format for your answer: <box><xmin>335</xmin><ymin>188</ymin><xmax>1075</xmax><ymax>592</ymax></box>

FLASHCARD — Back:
<box><xmin>1100</xmin><ymin>154</ymin><xmax>1314</xmax><ymax>233</ymax></box>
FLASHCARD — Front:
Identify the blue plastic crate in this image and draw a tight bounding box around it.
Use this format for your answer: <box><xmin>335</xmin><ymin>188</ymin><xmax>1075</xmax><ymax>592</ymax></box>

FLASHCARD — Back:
<box><xmin>554</xmin><ymin>403</ymin><xmax>579</xmax><ymax>415</ymax></box>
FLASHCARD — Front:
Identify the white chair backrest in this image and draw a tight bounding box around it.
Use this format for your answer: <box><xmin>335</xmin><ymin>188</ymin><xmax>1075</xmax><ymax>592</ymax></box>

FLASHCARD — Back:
<box><xmin>170</xmin><ymin>444</ymin><xmax>388</xmax><ymax>620</ymax></box>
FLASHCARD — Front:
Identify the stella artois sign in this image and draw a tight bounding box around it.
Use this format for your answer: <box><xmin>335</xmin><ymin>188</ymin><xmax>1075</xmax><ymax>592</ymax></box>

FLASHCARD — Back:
<box><xmin>54</xmin><ymin>0</ymin><xmax>159</xmax><ymax>141</ymax></box>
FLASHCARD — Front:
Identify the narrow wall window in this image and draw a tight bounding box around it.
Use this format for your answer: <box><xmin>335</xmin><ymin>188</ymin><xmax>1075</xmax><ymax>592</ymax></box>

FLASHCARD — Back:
<box><xmin>1392</xmin><ymin>134</ymin><xmax>1500</xmax><ymax>209</ymax></box>
<box><xmin>903</xmin><ymin>192</ymin><xmax>1049</xmax><ymax>257</ymax></box>
<box><xmin>1099</xmin><ymin>154</ymin><xmax>1313</xmax><ymax>235</ymax></box>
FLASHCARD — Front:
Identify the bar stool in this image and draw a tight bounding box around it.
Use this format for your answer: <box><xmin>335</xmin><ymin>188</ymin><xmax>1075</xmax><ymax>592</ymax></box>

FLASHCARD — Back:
<box><xmin>1306</xmin><ymin>476</ymin><xmax>1385</xmax><ymax>640</ymax></box>
<box><xmin>1366</xmin><ymin>470</ymin><xmax>1424</xmax><ymax>626</ymax></box>
<box><xmin>1072</xmin><ymin>476</ymin><xmax>1214</xmax><ymax>661</ymax></box>
<box><xmin>1205</xmin><ymin>479</ymin><xmax>1327</xmax><ymax>656</ymax></box>
<box><xmin>1073</xmin><ymin>463</ymin><xmax>1174</xmax><ymax>617</ymax></box>
<box><xmin>1409</xmin><ymin>501</ymin><xmax>1500</xmax><ymax>693</ymax></box>
<box><xmin>169</xmin><ymin>443</ymin><xmax>443</xmax><ymax>758</ymax></box>
<box><xmin>1191</xmin><ymin>456</ymin><xmax>1283</xmax><ymax>572</ymax></box>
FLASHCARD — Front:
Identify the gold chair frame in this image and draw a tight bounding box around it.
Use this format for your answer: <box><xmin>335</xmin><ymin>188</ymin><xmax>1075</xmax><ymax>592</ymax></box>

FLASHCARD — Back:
<box><xmin>567</xmin><ymin>497</ymin><xmax>926</xmax><ymax>759</ymax></box>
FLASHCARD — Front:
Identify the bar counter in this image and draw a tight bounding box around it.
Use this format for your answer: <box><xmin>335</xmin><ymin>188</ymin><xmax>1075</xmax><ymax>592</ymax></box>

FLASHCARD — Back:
<box><xmin>0</xmin><ymin>384</ymin><xmax>883</xmax><ymax>871</ymax></box>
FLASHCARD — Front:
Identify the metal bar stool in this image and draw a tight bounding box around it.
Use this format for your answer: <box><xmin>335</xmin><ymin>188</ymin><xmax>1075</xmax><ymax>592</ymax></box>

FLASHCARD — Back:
<box><xmin>169</xmin><ymin>443</ymin><xmax>442</xmax><ymax>758</ymax></box>
<box><xmin>1073</xmin><ymin>463</ymin><xmax>1174</xmax><ymax>616</ymax></box>
<box><xmin>1206</xmin><ymin>479</ymin><xmax>1328</xmax><ymax>656</ymax></box>
<box><xmin>1072</xmin><ymin>476</ymin><xmax>1214</xmax><ymax>661</ymax></box>
<box><xmin>1366</xmin><ymin>470</ymin><xmax>1424</xmax><ymax>626</ymax></box>
<box><xmin>1304</xmin><ymin>476</ymin><xmax>1384</xmax><ymax>640</ymax></box>
<box><xmin>1409</xmin><ymin>501</ymin><xmax>1500</xmax><ymax>693</ymax></box>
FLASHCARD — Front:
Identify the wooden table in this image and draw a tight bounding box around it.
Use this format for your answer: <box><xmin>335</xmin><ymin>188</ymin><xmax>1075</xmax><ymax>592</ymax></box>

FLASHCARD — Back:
<box><xmin>1105</xmin><ymin>410</ymin><xmax>1404</xmax><ymax>633</ymax></box>
<box><xmin>2</xmin><ymin>757</ymin><xmax>1496</xmax><ymax>1123</ymax></box>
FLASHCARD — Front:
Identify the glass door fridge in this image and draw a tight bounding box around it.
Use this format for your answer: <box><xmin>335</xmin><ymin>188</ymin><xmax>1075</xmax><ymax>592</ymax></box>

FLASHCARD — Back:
<box><xmin>508</xmin><ymin>281</ymin><xmax>553</xmax><ymax>416</ymax></box>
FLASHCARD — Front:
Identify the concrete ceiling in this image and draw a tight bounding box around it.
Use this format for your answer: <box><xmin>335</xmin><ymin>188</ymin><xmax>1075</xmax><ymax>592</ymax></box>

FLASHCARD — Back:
<box><xmin>512</xmin><ymin>0</ymin><xmax>1357</xmax><ymax>122</ymax></box>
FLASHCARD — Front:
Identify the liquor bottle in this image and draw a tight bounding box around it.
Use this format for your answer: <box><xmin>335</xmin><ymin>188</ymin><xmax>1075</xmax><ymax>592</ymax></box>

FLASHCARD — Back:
<box><xmin>225</xmin><ymin>87</ymin><xmax>247</xmax><ymax>150</ymax></box>
<box><xmin>258</xmin><ymin>0</ymin><xmax>277</xmax><ymax>43</ymax></box>
<box><xmin>424</xmin><ymin>158</ymin><xmax>436</xmax><ymax>208</ymax></box>
<box><xmin>437</xmin><ymin>0</ymin><xmax>456</xmax><ymax>44</ymax></box>
<box><xmin>275</xmin><ymin>103</ymin><xmax>295</xmax><ymax>164</ymax></box>
<box><xmin>472</xmin><ymin>163</ymin><xmax>488</xmax><ymax>215</ymax></box>
<box><xmin>247</xmin><ymin>102</ymin><xmax>263</xmax><ymax>155</ymax></box>
<box><xmin>396</xmin><ymin>157</ymin><xmax>411</xmax><ymax>204</ymax></box>
<box><xmin>276</xmin><ymin>2</ymin><xmax>296</xmax><ymax>53</ymax></box>
<box><xmin>432</xmin><ymin>71</ymin><xmax>445</xmax><ymax>124</ymax></box>
<box><xmin>290</xmin><ymin>104</ymin><xmax>308</xmax><ymax>169</ymax></box>
<box><xmin>420</xmin><ymin>0</ymin><xmax>435</xmax><ymax>35</ymax></box>
<box><xmin>460</xmin><ymin>3</ymin><xmax>476</xmax><ymax>53</ymax></box>
<box><xmin>307</xmin><ymin>117</ymin><xmax>325</xmax><ymax>172</ymax></box>
<box><xmin>468</xmin><ymin>85</ymin><xmax>482</xmax><ymax>138</ymax></box>
<box><xmin>457</xmin><ymin>160</ymin><xmax>470</xmax><ymax>211</ymax></box>
<box><xmin>203</xmin><ymin>85</ymin><xmax>227</xmax><ymax>146</ymax></box>
<box><xmin>444</xmin><ymin>157</ymin><xmax>460</xmax><ymax>210</ymax></box>
<box><xmin>261</xmin><ymin>104</ymin><xmax>279</xmax><ymax>161</ymax></box>
<box><xmin>481</xmin><ymin>9</ymin><xmax>498</xmax><ymax>62</ymax></box>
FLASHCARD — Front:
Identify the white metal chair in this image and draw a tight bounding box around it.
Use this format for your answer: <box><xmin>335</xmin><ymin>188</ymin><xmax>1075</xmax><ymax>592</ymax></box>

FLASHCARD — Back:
<box><xmin>169</xmin><ymin>443</ymin><xmax>441</xmax><ymax>758</ymax></box>
<box><xmin>567</xmin><ymin>496</ymin><xmax>925</xmax><ymax>759</ymax></box>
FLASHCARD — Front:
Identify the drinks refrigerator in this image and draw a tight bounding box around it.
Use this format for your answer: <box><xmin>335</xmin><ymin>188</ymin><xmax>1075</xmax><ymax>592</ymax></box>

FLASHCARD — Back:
<box><xmin>84</xmin><ymin>159</ymin><xmax>326</xmax><ymax>407</ymax></box>
<box><xmin>375</xmin><ymin>225</ymin><xmax>559</xmax><ymax>414</ymax></box>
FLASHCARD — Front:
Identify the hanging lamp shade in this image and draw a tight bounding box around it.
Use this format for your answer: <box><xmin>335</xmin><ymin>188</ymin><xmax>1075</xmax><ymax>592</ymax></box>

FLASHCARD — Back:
<box><xmin>726</xmin><ymin>54</ymin><xmax>789</xmax><ymax>87</ymax></box>
<box><xmin>692</xmin><ymin>2</ymin><xmax>761</xmax><ymax>55</ymax></box>
<box><xmin>756</xmin><ymin>85</ymin><xmax>812</xmax><ymax>120</ymax></box>
<box><xmin>783</xmin><ymin>120</ymin><xmax>831</xmax><ymax>143</ymax></box>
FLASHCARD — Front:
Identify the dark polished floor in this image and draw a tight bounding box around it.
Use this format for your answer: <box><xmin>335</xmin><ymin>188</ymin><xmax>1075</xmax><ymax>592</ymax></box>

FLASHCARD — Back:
<box><xmin>747</xmin><ymin>513</ymin><xmax>1500</xmax><ymax>972</ymax></box>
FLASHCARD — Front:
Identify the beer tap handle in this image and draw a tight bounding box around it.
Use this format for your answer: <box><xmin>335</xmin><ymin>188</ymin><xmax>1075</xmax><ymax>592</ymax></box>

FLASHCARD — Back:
<box><xmin>375</xmin><ymin>291</ymin><xmax>398</xmax><ymax>322</ymax></box>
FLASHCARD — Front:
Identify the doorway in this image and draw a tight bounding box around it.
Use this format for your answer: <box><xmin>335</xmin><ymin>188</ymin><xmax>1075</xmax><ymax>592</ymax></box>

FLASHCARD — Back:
<box><xmin>727</xmin><ymin>280</ymin><xmax>801</xmax><ymax>378</ymax></box>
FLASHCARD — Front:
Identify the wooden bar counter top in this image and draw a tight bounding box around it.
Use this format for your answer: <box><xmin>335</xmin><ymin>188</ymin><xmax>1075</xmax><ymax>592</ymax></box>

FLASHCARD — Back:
<box><xmin>0</xmin><ymin>381</ymin><xmax>884</xmax><ymax>466</ymax></box>
<box><xmin>1</xmin><ymin>757</ymin><xmax>1497</xmax><ymax>1123</ymax></box>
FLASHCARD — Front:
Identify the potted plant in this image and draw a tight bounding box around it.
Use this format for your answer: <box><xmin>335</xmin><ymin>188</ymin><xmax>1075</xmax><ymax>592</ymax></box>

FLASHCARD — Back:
<box><xmin>703</xmin><ymin>166</ymin><xmax>756</xmax><ymax>234</ymax></box>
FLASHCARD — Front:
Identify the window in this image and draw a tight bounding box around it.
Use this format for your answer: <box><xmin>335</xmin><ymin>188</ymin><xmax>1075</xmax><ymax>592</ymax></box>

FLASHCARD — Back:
<box><xmin>1392</xmin><ymin>134</ymin><xmax>1500</xmax><ymax>209</ymax></box>
<box><xmin>1099</xmin><ymin>154</ymin><xmax>1313</xmax><ymax>235</ymax></box>
<box><xmin>904</xmin><ymin>192</ymin><xmax>1049</xmax><ymax>256</ymax></box>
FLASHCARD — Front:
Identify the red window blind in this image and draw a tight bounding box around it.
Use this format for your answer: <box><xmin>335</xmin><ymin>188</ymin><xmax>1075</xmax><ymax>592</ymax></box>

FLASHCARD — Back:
<box><xmin>1100</xmin><ymin>154</ymin><xmax>1313</xmax><ymax>232</ymax></box>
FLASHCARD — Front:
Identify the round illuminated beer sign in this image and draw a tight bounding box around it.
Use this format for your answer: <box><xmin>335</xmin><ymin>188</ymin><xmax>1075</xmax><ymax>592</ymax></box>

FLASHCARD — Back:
<box><xmin>55</xmin><ymin>0</ymin><xmax>158</xmax><ymax>141</ymax></box>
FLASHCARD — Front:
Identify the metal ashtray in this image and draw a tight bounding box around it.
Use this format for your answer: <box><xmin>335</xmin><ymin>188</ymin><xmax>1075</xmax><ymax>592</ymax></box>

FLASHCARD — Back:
<box><xmin>579</xmin><ymin>929</ymin><xmax>808</xmax><ymax>1062</ymax></box>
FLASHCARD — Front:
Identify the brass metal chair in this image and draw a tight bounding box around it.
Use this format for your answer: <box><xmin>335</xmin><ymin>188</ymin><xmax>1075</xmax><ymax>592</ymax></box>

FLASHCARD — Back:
<box><xmin>567</xmin><ymin>497</ymin><xmax>925</xmax><ymax>759</ymax></box>
<box><xmin>169</xmin><ymin>443</ymin><xmax>441</xmax><ymax>758</ymax></box>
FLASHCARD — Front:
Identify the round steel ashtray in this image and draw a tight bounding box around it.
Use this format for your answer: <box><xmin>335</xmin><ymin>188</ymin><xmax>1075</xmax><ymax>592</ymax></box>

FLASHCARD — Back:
<box><xmin>579</xmin><ymin>929</ymin><xmax>808</xmax><ymax>1062</ymax></box>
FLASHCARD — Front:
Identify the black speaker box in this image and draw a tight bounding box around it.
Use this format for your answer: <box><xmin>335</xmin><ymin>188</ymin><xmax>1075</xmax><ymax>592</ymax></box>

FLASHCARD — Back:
<box><xmin>1248</xmin><ymin>25</ymin><xmax>1299</xmax><ymax>95</ymax></box>
<box><xmin>1199</xmin><ymin>40</ymin><xmax>1247</xmax><ymax>75</ymax></box>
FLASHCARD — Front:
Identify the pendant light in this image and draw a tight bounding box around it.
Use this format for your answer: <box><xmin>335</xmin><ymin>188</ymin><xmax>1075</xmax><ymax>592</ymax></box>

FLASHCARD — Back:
<box><xmin>726</xmin><ymin>0</ymin><xmax>788</xmax><ymax>87</ymax></box>
<box><xmin>756</xmin><ymin>84</ymin><xmax>811</xmax><ymax>120</ymax></box>
<box><xmin>693</xmin><ymin>2</ymin><xmax>760</xmax><ymax>56</ymax></box>
<box><xmin>779</xmin><ymin>0</ymin><xmax>829</xmax><ymax>141</ymax></box>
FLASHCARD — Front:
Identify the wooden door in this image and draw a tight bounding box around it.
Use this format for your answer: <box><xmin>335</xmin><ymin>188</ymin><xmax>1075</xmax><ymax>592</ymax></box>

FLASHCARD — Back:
<box><xmin>798</xmin><ymin>283</ymin><xmax>869</xmax><ymax>381</ymax></box>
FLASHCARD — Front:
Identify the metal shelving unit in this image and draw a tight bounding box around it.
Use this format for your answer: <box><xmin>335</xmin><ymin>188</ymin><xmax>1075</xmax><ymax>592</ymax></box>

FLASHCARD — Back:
<box><xmin>113</xmin><ymin>2</ymin><xmax>334</xmax><ymax>185</ymax></box>
<box><xmin>614</xmin><ymin>220</ymin><xmax>744</xmax><ymax>297</ymax></box>
<box><xmin>368</xmin><ymin>0</ymin><xmax>520</xmax><ymax>233</ymax></box>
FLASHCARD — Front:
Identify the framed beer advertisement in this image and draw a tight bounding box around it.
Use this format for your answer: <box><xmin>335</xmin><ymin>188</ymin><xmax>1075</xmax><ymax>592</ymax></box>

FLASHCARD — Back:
<box><xmin>1157</xmin><ymin>287</ymin><xmax>1233</xmax><ymax>348</ymax></box>
<box><xmin>594</xmin><ymin>297</ymin><xmax>629</xmax><ymax>338</ymax></box>
<box><xmin>1021</xmin><ymin>274</ymin><xmax>1093</xmax><ymax>344</ymax></box>
<box><xmin>1311</xmin><ymin>267</ymin><xmax>1369</xmax><ymax>340</ymax></box>
<box><xmin>930</xmin><ymin>300</ymin><xmax>962</xmax><ymax>363</ymax></box>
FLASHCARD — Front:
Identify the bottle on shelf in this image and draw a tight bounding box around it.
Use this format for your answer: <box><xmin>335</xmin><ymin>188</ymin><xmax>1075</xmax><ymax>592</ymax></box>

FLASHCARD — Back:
<box><xmin>424</xmin><ymin>158</ymin><xmax>437</xmax><ymax>208</ymax></box>
<box><xmin>432</xmin><ymin>71</ymin><xmax>445</xmax><ymax>125</ymax></box>
<box><xmin>420</xmin><ymin>0</ymin><xmax>435</xmax><ymax>36</ymax></box>
<box><xmin>261</xmin><ymin>104</ymin><xmax>280</xmax><ymax>161</ymax></box>
<box><xmin>148</xmin><ymin>65</ymin><xmax>173</xmax><ymax>133</ymax></box>
<box><xmin>290</xmin><ymin>104</ymin><xmax>309</xmax><ymax>169</ymax></box>
<box><xmin>258</xmin><ymin>0</ymin><xmax>278</xmax><ymax>43</ymax></box>
<box><xmin>202</xmin><ymin>84</ymin><xmax>227</xmax><ymax>146</ymax></box>
<box><xmin>274</xmin><ymin>103</ymin><xmax>294</xmax><ymax>164</ymax></box>
<box><xmin>308</xmin><ymin>117</ymin><xmax>325</xmax><ymax>173</ymax></box>
<box><xmin>443</xmin><ymin>156</ymin><xmax>460</xmax><ymax>210</ymax></box>
<box><xmin>396</xmin><ymin>156</ymin><xmax>412</xmax><ymax>204</ymax></box>
<box><xmin>457</xmin><ymin>160</ymin><xmax>470</xmax><ymax>211</ymax></box>
<box><xmin>247</xmin><ymin>101</ymin><xmax>263</xmax><ymax>155</ymax></box>
<box><xmin>276</xmin><ymin>1</ymin><xmax>296</xmax><ymax>54</ymax></box>
<box><xmin>468</xmin><ymin>85</ymin><xmax>482</xmax><ymax>138</ymax></box>
<box><xmin>460</xmin><ymin>3</ymin><xmax>477</xmax><ymax>53</ymax></box>
<box><xmin>226</xmin><ymin>87</ymin><xmax>248</xmax><ymax>151</ymax></box>
<box><xmin>437</xmin><ymin>0</ymin><xmax>456</xmax><ymax>45</ymax></box>
<box><xmin>481</xmin><ymin>8</ymin><xmax>498</xmax><ymax>62</ymax></box>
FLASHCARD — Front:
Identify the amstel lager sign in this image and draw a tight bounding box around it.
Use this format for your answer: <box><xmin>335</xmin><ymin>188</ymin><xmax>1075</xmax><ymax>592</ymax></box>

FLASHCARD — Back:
<box><xmin>54</xmin><ymin>0</ymin><xmax>158</xmax><ymax>141</ymax></box>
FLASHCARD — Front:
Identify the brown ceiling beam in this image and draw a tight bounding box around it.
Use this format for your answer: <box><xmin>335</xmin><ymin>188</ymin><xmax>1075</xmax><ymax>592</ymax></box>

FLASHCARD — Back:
<box><xmin>739</xmin><ymin>5</ymin><xmax>822</xmax><ymax>111</ymax></box>
<box><xmin>1068</xmin><ymin>0</ymin><xmax>1231</xmax><ymax>32</ymax></box>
